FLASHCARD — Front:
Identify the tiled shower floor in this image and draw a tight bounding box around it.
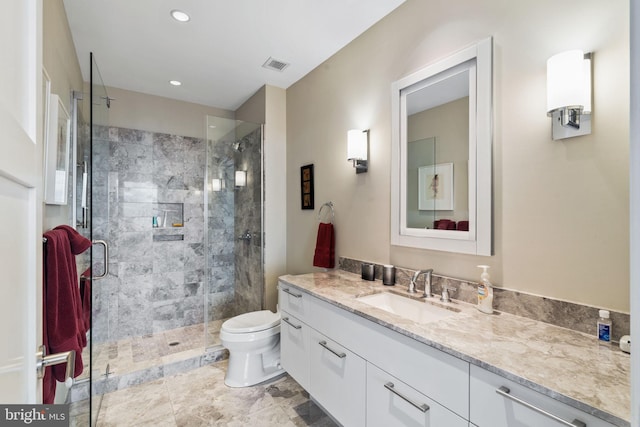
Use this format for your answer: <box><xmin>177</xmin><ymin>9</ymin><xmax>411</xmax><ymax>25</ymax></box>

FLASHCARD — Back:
<box><xmin>72</xmin><ymin>359</ymin><xmax>337</xmax><ymax>426</ymax></box>
<box><xmin>89</xmin><ymin>320</ymin><xmax>227</xmax><ymax>380</ymax></box>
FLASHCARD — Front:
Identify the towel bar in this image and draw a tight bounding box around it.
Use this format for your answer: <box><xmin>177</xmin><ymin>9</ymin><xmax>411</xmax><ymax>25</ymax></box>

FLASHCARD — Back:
<box><xmin>318</xmin><ymin>201</ymin><xmax>334</xmax><ymax>224</ymax></box>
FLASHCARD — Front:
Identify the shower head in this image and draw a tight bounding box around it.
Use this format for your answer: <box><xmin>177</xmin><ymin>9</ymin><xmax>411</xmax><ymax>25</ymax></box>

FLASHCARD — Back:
<box><xmin>232</xmin><ymin>141</ymin><xmax>245</xmax><ymax>152</ymax></box>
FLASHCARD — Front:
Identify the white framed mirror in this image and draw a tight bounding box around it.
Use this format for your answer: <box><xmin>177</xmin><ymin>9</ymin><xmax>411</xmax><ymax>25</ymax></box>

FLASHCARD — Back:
<box><xmin>391</xmin><ymin>37</ymin><xmax>493</xmax><ymax>255</ymax></box>
<box><xmin>44</xmin><ymin>93</ymin><xmax>71</xmax><ymax>205</ymax></box>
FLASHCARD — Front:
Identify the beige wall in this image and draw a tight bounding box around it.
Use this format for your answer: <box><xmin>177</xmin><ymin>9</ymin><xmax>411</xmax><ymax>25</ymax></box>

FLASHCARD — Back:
<box><xmin>105</xmin><ymin>86</ymin><xmax>233</xmax><ymax>139</ymax></box>
<box><xmin>263</xmin><ymin>86</ymin><xmax>287</xmax><ymax>311</ymax></box>
<box><xmin>286</xmin><ymin>0</ymin><xmax>629</xmax><ymax>312</ymax></box>
<box><xmin>43</xmin><ymin>0</ymin><xmax>84</xmax><ymax>231</ymax></box>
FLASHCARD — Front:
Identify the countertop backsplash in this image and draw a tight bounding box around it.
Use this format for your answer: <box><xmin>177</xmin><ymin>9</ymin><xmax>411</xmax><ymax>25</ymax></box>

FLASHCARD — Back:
<box><xmin>338</xmin><ymin>256</ymin><xmax>630</xmax><ymax>342</ymax></box>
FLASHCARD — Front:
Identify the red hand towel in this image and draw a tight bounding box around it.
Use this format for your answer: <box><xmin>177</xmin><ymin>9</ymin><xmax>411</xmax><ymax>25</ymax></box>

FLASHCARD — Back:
<box><xmin>313</xmin><ymin>222</ymin><xmax>335</xmax><ymax>269</ymax></box>
<box><xmin>42</xmin><ymin>227</ymin><xmax>91</xmax><ymax>404</ymax></box>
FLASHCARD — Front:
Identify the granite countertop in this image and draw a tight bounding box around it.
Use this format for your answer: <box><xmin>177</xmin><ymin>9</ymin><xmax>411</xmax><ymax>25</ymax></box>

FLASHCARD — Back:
<box><xmin>279</xmin><ymin>270</ymin><xmax>631</xmax><ymax>427</ymax></box>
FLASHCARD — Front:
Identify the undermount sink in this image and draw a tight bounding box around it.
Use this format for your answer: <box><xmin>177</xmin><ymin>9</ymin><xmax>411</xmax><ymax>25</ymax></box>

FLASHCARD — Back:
<box><xmin>357</xmin><ymin>291</ymin><xmax>459</xmax><ymax>324</ymax></box>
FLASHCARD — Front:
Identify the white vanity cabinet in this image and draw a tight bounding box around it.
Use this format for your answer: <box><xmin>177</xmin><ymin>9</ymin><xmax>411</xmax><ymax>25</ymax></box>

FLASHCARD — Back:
<box><xmin>469</xmin><ymin>365</ymin><xmax>617</xmax><ymax>427</ymax></box>
<box><xmin>278</xmin><ymin>283</ymin><xmax>471</xmax><ymax>426</ymax></box>
<box><xmin>280</xmin><ymin>313</ymin><xmax>310</xmax><ymax>390</ymax></box>
<box><xmin>366</xmin><ymin>363</ymin><xmax>468</xmax><ymax>427</ymax></box>
<box><xmin>309</xmin><ymin>330</ymin><xmax>367</xmax><ymax>427</ymax></box>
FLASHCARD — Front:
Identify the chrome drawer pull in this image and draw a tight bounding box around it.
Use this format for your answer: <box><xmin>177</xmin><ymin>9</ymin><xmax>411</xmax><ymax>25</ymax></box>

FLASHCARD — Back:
<box><xmin>318</xmin><ymin>341</ymin><xmax>346</xmax><ymax>358</ymax></box>
<box><xmin>384</xmin><ymin>382</ymin><xmax>430</xmax><ymax>413</ymax></box>
<box><xmin>496</xmin><ymin>386</ymin><xmax>586</xmax><ymax>427</ymax></box>
<box><xmin>282</xmin><ymin>317</ymin><xmax>302</xmax><ymax>329</ymax></box>
<box><xmin>282</xmin><ymin>288</ymin><xmax>303</xmax><ymax>298</ymax></box>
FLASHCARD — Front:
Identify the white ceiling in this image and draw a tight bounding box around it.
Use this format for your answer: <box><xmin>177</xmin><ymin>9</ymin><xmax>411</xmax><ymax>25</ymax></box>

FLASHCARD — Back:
<box><xmin>62</xmin><ymin>0</ymin><xmax>405</xmax><ymax>111</ymax></box>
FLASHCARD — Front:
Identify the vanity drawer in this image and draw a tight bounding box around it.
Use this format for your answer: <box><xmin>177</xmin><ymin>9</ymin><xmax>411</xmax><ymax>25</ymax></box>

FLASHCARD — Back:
<box><xmin>366</xmin><ymin>362</ymin><xmax>468</xmax><ymax>427</ymax></box>
<box><xmin>310</xmin><ymin>329</ymin><xmax>366</xmax><ymax>427</ymax></box>
<box><xmin>278</xmin><ymin>283</ymin><xmax>310</xmax><ymax>321</ymax></box>
<box><xmin>280</xmin><ymin>311</ymin><xmax>310</xmax><ymax>390</ymax></box>
<box><xmin>470</xmin><ymin>365</ymin><xmax>616</xmax><ymax>427</ymax></box>
<box><xmin>308</xmin><ymin>293</ymin><xmax>470</xmax><ymax>419</ymax></box>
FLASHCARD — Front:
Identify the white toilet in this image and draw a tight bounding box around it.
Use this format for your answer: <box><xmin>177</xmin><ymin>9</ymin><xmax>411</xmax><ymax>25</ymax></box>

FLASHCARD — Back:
<box><xmin>219</xmin><ymin>309</ymin><xmax>284</xmax><ymax>387</ymax></box>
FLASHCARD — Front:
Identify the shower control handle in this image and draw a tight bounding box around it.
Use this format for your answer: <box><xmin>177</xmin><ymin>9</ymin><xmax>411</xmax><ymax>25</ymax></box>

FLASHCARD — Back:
<box><xmin>237</xmin><ymin>230</ymin><xmax>252</xmax><ymax>242</ymax></box>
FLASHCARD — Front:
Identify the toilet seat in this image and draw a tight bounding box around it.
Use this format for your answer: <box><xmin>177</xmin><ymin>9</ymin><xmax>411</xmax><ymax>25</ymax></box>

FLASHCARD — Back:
<box><xmin>221</xmin><ymin>310</ymin><xmax>280</xmax><ymax>333</ymax></box>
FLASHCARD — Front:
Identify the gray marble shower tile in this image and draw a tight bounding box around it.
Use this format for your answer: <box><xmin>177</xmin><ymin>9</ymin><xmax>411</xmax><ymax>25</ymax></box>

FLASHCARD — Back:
<box><xmin>183</xmin><ymin>203</ymin><xmax>203</xmax><ymax>219</ymax></box>
<box><xmin>183</xmin><ymin>217</ymin><xmax>205</xmax><ymax>243</ymax></box>
<box><xmin>184</xmin><ymin>189</ymin><xmax>205</xmax><ymax>205</ymax></box>
<box><xmin>108</xmin><ymin>126</ymin><xmax>119</xmax><ymax>142</ymax></box>
<box><xmin>184</xmin><ymin>243</ymin><xmax>204</xmax><ymax>271</ymax></box>
<box><xmin>183</xmin><ymin>308</ymin><xmax>204</xmax><ymax>325</ymax></box>
<box><xmin>183</xmin><ymin>282</ymin><xmax>202</xmax><ymax>297</ymax></box>
<box><xmin>111</xmin><ymin>142</ymin><xmax>154</xmax><ymax>174</ymax></box>
<box><xmin>115</xmin><ymin>216</ymin><xmax>153</xmax><ymax>234</ymax></box>
<box><xmin>119</xmin><ymin>172</ymin><xmax>156</xmax><ymax>189</ymax></box>
<box><xmin>153</xmin><ymin>299</ymin><xmax>184</xmax><ymax>321</ymax></box>
<box><xmin>118</xmin><ymin>231</ymin><xmax>153</xmax><ymax>260</ymax></box>
<box><xmin>122</xmin><ymin>187</ymin><xmax>157</xmax><ymax>203</ymax></box>
<box><xmin>184</xmin><ymin>269</ymin><xmax>204</xmax><ymax>283</ymax></box>
<box><xmin>120</xmin><ymin>202</ymin><xmax>154</xmax><ymax>218</ymax></box>
<box><xmin>208</xmin><ymin>266</ymin><xmax>234</xmax><ymax>293</ymax></box>
<box><xmin>152</xmin><ymin>272</ymin><xmax>185</xmax><ymax>302</ymax></box>
<box><xmin>153</xmin><ymin>240</ymin><xmax>185</xmax><ymax>273</ymax></box>
<box><xmin>156</xmin><ymin>188</ymin><xmax>188</xmax><ymax>203</ymax></box>
<box><xmin>209</xmin><ymin>252</ymin><xmax>234</xmax><ymax>268</ymax></box>
<box><xmin>117</xmin><ymin>128</ymin><xmax>154</xmax><ymax>146</ymax></box>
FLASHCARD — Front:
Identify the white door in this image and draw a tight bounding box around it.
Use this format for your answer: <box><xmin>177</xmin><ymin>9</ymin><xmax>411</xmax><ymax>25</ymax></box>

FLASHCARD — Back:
<box><xmin>0</xmin><ymin>0</ymin><xmax>43</xmax><ymax>403</ymax></box>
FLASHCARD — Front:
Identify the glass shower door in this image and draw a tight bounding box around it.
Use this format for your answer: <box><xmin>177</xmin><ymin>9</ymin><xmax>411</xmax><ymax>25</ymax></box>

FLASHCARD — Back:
<box><xmin>204</xmin><ymin>116</ymin><xmax>264</xmax><ymax>349</ymax></box>
<box><xmin>89</xmin><ymin>52</ymin><xmax>110</xmax><ymax>426</ymax></box>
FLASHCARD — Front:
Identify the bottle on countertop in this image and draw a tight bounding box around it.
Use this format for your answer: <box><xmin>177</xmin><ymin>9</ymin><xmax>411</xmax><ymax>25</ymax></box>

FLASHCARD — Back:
<box><xmin>477</xmin><ymin>265</ymin><xmax>494</xmax><ymax>314</ymax></box>
<box><xmin>597</xmin><ymin>310</ymin><xmax>612</xmax><ymax>343</ymax></box>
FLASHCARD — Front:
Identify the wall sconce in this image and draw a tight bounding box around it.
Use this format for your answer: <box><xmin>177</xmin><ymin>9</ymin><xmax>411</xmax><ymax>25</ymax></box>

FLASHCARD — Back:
<box><xmin>211</xmin><ymin>178</ymin><xmax>223</xmax><ymax>192</ymax></box>
<box><xmin>235</xmin><ymin>170</ymin><xmax>247</xmax><ymax>187</ymax></box>
<box><xmin>347</xmin><ymin>129</ymin><xmax>369</xmax><ymax>174</ymax></box>
<box><xmin>546</xmin><ymin>50</ymin><xmax>592</xmax><ymax>140</ymax></box>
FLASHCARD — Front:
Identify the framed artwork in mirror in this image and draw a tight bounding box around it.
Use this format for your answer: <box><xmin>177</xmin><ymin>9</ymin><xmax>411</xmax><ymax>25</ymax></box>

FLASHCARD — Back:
<box><xmin>418</xmin><ymin>163</ymin><xmax>454</xmax><ymax>210</ymax></box>
<box><xmin>301</xmin><ymin>164</ymin><xmax>314</xmax><ymax>210</ymax></box>
<box><xmin>44</xmin><ymin>93</ymin><xmax>71</xmax><ymax>205</ymax></box>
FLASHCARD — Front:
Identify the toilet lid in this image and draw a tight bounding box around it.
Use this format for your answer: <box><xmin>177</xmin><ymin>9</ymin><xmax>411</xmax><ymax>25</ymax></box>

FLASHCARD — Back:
<box><xmin>222</xmin><ymin>310</ymin><xmax>280</xmax><ymax>333</ymax></box>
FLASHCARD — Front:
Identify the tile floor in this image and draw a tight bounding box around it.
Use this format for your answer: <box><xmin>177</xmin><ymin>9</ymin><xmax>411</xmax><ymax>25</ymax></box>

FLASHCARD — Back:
<box><xmin>89</xmin><ymin>320</ymin><xmax>226</xmax><ymax>381</ymax></box>
<box><xmin>72</xmin><ymin>360</ymin><xmax>337</xmax><ymax>426</ymax></box>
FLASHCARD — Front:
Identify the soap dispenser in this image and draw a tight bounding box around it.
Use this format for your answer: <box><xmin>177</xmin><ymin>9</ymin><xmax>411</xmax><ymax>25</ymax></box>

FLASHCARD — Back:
<box><xmin>477</xmin><ymin>265</ymin><xmax>494</xmax><ymax>314</ymax></box>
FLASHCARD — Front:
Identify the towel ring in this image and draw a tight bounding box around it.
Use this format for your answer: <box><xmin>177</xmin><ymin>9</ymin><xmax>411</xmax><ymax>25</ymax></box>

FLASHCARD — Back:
<box><xmin>318</xmin><ymin>202</ymin><xmax>334</xmax><ymax>224</ymax></box>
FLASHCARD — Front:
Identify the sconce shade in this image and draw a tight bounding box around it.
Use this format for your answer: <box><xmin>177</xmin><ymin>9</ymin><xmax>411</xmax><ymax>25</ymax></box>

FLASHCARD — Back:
<box><xmin>211</xmin><ymin>178</ymin><xmax>222</xmax><ymax>192</ymax></box>
<box><xmin>546</xmin><ymin>50</ymin><xmax>591</xmax><ymax>114</ymax></box>
<box><xmin>347</xmin><ymin>129</ymin><xmax>368</xmax><ymax>160</ymax></box>
<box><xmin>235</xmin><ymin>170</ymin><xmax>247</xmax><ymax>187</ymax></box>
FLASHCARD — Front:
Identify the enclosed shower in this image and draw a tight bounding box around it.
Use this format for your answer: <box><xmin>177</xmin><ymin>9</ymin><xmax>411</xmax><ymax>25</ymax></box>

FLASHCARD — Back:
<box><xmin>81</xmin><ymin>54</ymin><xmax>265</xmax><ymax>425</ymax></box>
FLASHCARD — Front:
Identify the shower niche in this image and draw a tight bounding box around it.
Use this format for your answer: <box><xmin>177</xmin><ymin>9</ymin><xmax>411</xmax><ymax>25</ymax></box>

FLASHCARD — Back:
<box><xmin>152</xmin><ymin>202</ymin><xmax>185</xmax><ymax>242</ymax></box>
<box><xmin>152</xmin><ymin>202</ymin><xmax>184</xmax><ymax>228</ymax></box>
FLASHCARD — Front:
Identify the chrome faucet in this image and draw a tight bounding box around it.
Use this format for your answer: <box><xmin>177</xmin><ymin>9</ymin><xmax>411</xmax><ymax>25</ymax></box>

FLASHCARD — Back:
<box><xmin>408</xmin><ymin>269</ymin><xmax>433</xmax><ymax>298</ymax></box>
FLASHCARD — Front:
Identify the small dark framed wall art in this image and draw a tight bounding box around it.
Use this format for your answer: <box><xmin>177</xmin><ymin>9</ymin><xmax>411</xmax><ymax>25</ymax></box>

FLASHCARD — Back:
<box><xmin>300</xmin><ymin>164</ymin><xmax>314</xmax><ymax>210</ymax></box>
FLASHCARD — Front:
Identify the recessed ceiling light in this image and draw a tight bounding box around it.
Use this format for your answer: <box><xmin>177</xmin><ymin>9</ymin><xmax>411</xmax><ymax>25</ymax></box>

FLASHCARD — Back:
<box><xmin>169</xmin><ymin>80</ymin><xmax>182</xmax><ymax>86</ymax></box>
<box><xmin>170</xmin><ymin>9</ymin><xmax>190</xmax><ymax>22</ymax></box>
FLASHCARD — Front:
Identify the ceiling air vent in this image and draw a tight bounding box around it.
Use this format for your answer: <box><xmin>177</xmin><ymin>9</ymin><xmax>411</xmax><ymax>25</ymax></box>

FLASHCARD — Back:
<box><xmin>262</xmin><ymin>57</ymin><xmax>290</xmax><ymax>72</ymax></box>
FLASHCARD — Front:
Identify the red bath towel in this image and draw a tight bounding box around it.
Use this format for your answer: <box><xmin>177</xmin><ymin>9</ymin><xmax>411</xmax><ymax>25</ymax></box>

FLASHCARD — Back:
<box><xmin>42</xmin><ymin>226</ymin><xmax>91</xmax><ymax>404</ymax></box>
<box><xmin>80</xmin><ymin>268</ymin><xmax>91</xmax><ymax>333</ymax></box>
<box><xmin>313</xmin><ymin>222</ymin><xmax>335</xmax><ymax>268</ymax></box>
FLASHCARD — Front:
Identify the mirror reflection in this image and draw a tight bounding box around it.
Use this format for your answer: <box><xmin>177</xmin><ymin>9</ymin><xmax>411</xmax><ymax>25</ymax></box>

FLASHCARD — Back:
<box><xmin>405</xmin><ymin>65</ymin><xmax>471</xmax><ymax>231</ymax></box>
<box><xmin>406</xmin><ymin>68</ymin><xmax>470</xmax><ymax>230</ymax></box>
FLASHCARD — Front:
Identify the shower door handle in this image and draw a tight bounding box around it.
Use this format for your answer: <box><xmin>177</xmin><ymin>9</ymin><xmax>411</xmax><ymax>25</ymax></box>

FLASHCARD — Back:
<box><xmin>92</xmin><ymin>239</ymin><xmax>109</xmax><ymax>280</ymax></box>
